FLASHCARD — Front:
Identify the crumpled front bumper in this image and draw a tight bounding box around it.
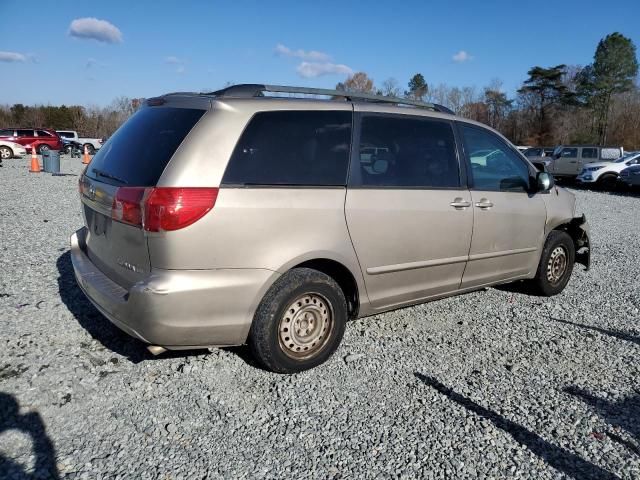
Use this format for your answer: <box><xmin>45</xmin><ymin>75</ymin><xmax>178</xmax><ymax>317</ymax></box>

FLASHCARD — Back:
<box><xmin>569</xmin><ymin>215</ymin><xmax>591</xmax><ymax>270</ymax></box>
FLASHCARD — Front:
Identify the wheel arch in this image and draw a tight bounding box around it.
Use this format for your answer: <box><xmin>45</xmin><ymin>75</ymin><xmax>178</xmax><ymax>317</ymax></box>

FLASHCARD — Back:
<box><xmin>548</xmin><ymin>215</ymin><xmax>591</xmax><ymax>270</ymax></box>
<box><xmin>291</xmin><ymin>258</ymin><xmax>361</xmax><ymax>319</ymax></box>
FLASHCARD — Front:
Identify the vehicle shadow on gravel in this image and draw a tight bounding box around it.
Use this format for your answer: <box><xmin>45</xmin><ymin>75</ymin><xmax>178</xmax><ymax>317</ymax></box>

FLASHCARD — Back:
<box><xmin>57</xmin><ymin>251</ymin><xmax>202</xmax><ymax>364</ymax></box>
<box><xmin>414</xmin><ymin>373</ymin><xmax>620</xmax><ymax>480</ymax></box>
<box><xmin>0</xmin><ymin>392</ymin><xmax>60</xmax><ymax>479</ymax></box>
<box><xmin>564</xmin><ymin>386</ymin><xmax>640</xmax><ymax>456</ymax></box>
<box><xmin>551</xmin><ymin>318</ymin><xmax>640</xmax><ymax>347</ymax></box>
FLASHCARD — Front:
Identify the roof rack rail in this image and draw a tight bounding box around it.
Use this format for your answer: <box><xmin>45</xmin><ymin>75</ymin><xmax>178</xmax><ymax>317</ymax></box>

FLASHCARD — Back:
<box><xmin>205</xmin><ymin>84</ymin><xmax>455</xmax><ymax>115</ymax></box>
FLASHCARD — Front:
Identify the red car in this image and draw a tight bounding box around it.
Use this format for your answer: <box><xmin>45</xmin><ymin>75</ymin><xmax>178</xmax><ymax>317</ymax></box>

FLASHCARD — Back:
<box><xmin>0</xmin><ymin>128</ymin><xmax>63</xmax><ymax>153</ymax></box>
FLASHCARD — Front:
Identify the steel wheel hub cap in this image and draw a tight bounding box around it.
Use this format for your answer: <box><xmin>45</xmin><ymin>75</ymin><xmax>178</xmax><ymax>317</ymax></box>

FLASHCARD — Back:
<box><xmin>278</xmin><ymin>293</ymin><xmax>333</xmax><ymax>359</ymax></box>
<box><xmin>547</xmin><ymin>246</ymin><xmax>568</xmax><ymax>285</ymax></box>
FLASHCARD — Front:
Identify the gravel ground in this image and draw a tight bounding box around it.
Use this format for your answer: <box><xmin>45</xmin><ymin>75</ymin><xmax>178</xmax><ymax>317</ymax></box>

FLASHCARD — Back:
<box><xmin>0</xmin><ymin>155</ymin><xmax>639</xmax><ymax>480</ymax></box>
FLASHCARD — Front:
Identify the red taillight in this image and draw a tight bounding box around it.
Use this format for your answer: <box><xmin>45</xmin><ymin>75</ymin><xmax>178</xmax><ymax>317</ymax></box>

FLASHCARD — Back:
<box><xmin>145</xmin><ymin>187</ymin><xmax>218</xmax><ymax>232</ymax></box>
<box><xmin>110</xmin><ymin>187</ymin><xmax>218</xmax><ymax>232</ymax></box>
<box><xmin>112</xmin><ymin>187</ymin><xmax>146</xmax><ymax>227</ymax></box>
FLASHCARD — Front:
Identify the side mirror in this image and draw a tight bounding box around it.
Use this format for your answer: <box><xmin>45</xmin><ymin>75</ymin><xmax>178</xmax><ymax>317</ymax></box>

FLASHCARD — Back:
<box><xmin>536</xmin><ymin>171</ymin><xmax>554</xmax><ymax>192</ymax></box>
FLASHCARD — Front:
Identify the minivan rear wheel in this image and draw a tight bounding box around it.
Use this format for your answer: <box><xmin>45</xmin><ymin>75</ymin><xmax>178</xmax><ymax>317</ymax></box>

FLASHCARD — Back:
<box><xmin>249</xmin><ymin>268</ymin><xmax>347</xmax><ymax>373</ymax></box>
<box><xmin>527</xmin><ymin>230</ymin><xmax>575</xmax><ymax>296</ymax></box>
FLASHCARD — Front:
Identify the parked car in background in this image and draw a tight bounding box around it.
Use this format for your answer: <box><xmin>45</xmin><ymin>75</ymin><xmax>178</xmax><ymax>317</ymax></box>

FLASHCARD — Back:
<box><xmin>0</xmin><ymin>139</ymin><xmax>27</xmax><ymax>160</ymax></box>
<box><xmin>547</xmin><ymin>145</ymin><xmax>624</xmax><ymax>178</ymax></box>
<box><xmin>70</xmin><ymin>84</ymin><xmax>590</xmax><ymax>373</ymax></box>
<box><xmin>522</xmin><ymin>147</ymin><xmax>554</xmax><ymax>162</ymax></box>
<box><xmin>0</xmin><ymin>128</ymin><xmax>63</xmax><ymax>153</ymax></box>
<box><xmin>59</xmin><ymin>136</ymin><xmax>83</xmax><ymax>155</ymax></box>
<box><xmin>56</xmin><ymin>130</ymin><xmax>104</xmax><ymax>154</ymax></box>
<box><xmin>516</xmin><ymin>145</ymin><xmax>531</xmax><ymax>152</ymax></box>
<box><xmin>576</xmin><ymin>151</ymin><xmax>640</xmax><ymax>189</ymax></box>
<box><xmin>619</xmin><ymin>164</ymin><xmax>640</xmax><ymax>187</ymax></box>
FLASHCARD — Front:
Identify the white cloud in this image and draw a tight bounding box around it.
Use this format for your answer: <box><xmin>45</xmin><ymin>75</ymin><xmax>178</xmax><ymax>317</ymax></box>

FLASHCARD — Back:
<box><xmin>0</xmin><ymin>51</ymin><xmax>28</xmax><ymax>62</ymax></box>
<box><xmin>275</xmin><ymin>44</ymin><xmax>331</xmax><ymax>62</ymax></box>
<box><xmin>452</xmin><ymin>50</ymin><xmax>473</xmax><ymax>63</ymax></box>
<box><xmin>296</xmin><ymin>62</ymin><xmax>353</xmax><ymax>78</ymax></box>
<box><xmin>165</xmin><ymin>56</ymin><xmax>186</xmax><ymax>73</ymax></box>
<box><xmin>69</xmin><ymin>17</ymin><xmax>123</xmax><ymax>44</ymax></box>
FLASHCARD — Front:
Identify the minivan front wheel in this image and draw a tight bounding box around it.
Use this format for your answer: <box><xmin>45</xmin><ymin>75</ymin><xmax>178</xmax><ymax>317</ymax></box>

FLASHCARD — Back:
<box><xmin>249</xmin><ymin>268</ymin><xmax>347</xmax><ymax>373</ymax></box>
<box><xmin>528</xmin><ymin>231</ymin><xmax>575</xmax><ymax>296</ymax></box>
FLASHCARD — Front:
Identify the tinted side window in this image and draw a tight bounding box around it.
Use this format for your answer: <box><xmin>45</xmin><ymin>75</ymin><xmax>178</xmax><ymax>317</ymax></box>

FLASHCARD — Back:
<box><xmin>352</xmin><ymin>114</ymin><xmax>459</xmax><ymax>188</ymax></box>
<box><xmin>0</xmin><ymin>129</ymin><xmax>14</xmax><ymax>137</ymax></box>
<box><xmin>16</xmin><ymin>130</ymin><xmax>33</xmax><ymax>137</ymax></box>
<box><xmin>37</xmin><ymin>130</ymin><xmax>53</xmax><ymax>137</ymax></box>
<box><xmin>461</xmin><ymin>124</ymin><xmax>530</xmax><ymax>192</ymax></box>
<box><xmin>581</xmin><ymin>147</ymin><xmax>597</xmax><ymax>159</ymax></box>
<box><xmin>560</xmin><ymin>148</ymin><xmax>578</xmax><ymax>158</ymax></box>
<box><xmin>223</xmin><ymin>111</ymin><xmax>351</xmax><ymax>186</ymax></box>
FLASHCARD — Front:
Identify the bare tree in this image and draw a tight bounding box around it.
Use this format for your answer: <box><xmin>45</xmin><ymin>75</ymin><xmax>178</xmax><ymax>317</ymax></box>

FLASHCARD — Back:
<box><xmin>380</xmin><ymin>78</ymin><xmax>401</xmax><ymax>97</ymax></box>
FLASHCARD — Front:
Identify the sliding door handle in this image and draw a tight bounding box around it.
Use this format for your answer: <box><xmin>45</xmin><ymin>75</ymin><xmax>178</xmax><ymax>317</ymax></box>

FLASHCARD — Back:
<box><xmin>475</xmin><ymin>199</ymin><xmax>493</xmax><ymax>209</ymax></box>
<box><xmin>450</xmin><ymin>198</ymin><xmax>471</xmax><ymax>209</ymax></box>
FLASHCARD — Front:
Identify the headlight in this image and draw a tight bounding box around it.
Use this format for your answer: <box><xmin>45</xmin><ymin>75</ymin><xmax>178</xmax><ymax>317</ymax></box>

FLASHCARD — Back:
<box><xmin>587</xmin><ymin>166</ymin><xmax>604</xmax><ymax>172</ymax></box>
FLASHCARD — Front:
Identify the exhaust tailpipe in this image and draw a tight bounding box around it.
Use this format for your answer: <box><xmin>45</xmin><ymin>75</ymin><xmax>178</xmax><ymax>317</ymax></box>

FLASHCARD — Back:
<box><xmin>147</xmin><ymin>345</ymin><xmax>167</xmax><ymax>356</ymax></box>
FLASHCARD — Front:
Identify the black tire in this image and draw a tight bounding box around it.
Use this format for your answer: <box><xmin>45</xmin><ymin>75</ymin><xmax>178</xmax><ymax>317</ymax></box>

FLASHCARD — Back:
<box><xmin>527</xmin><ymin>231</ymin><xmax>575</xmax><ymax>296</ymax></box>
<box><xmin>38</xmin><ymin>144</ymin><xmax>50</xmax><ymax>154</ymax></box>
<box><xmin>84</xmin><ymin>144</ymin><xmax>95</xmax><ymax>155</ymax></box>
<box><xmin>249</xmin><ymin>268</ymin><xmax>347</xmax><ymax>373</ymax></box>
<box><xmin>598</xmin><ymin>174</ymin><xmax>617</xmax><ymax>190</ymax></box>
<box><xmin>0</xmin><ymin>146</ymin><xmax>13</xmax><ymax>160</ymax></box>
<box><xmin>63</xmin><ymin>145</ymin><xmax>72</xmax><ymax>155</ymax></box>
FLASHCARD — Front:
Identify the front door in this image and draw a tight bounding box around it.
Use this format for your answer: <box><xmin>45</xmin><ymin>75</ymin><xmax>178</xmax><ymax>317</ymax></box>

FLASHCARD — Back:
<box><xmin>345</xmin><ymin>110</ymin><xmax>473</xmax><ymax>309</ymax></box>
<box><xmin>459</xmin><ymin>124</ymin><xmax>546</xmax><ymax>288</ymax></box>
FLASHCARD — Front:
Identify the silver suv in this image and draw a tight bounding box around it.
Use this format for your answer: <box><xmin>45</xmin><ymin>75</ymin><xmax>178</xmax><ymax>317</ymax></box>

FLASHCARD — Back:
<box><xmin>70</xmin><ymin>84</ymin><xmax>591</xmax><ymax>373</ymax></box>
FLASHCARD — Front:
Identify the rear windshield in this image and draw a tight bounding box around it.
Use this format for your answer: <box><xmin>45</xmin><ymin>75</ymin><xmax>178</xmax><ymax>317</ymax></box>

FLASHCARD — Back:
<box><xmin>86</xmin><ymin>106</ymin><xmax>205</xmax><ymax>186</ymax></box>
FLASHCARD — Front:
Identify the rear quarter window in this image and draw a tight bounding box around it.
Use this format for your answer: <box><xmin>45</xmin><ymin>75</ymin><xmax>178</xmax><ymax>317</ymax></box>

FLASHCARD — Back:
<box><xmin>86</xmin><ymin>107</ymin><xmax>205</xmax><ymax>186</ymax></box>
<box><xmin>222</xmin><ymin>110</ymin><xmax>352</xmax><ymax>186</ymax></box>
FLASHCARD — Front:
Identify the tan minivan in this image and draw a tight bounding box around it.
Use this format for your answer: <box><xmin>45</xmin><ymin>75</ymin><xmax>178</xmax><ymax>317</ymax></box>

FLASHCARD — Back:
<box><xmin>71</xmin><ymin>84</ymin><xmax>591</xmax><ymax>373</ymax></box>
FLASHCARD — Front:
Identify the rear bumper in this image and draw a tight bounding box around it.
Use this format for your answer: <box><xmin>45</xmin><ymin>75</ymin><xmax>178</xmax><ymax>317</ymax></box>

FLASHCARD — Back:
<box><xmin>70</xmin><ymin>227</ymin><xmax>278</xmax><ymax>349</ymax></box>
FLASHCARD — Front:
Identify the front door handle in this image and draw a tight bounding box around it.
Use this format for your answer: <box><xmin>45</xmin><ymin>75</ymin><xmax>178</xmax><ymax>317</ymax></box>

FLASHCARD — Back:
<box><xmin>475</xmin><ymin>198</ymin><xmax>493</xmax><ymax>209</ymax></box>
<box><xmin>450</xmin><ymin>198</ymin><xmax>471</xmax><ymax>209</ymax></box>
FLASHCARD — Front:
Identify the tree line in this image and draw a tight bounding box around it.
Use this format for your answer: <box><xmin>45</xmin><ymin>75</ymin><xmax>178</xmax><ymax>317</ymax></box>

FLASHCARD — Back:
<box><xmin>336</xmin><ymin>32</ymin><xmax>639</xmax><ymax>149</ymax></box>
<box><xmin>0</xmin><ymin>32</ymin><xmax>638</xmax><ymax>149</ymax></box>
<box><xmin>0</xmin><ymin>97</ymin><xmax>142</xmax><ymax>139</ymax></box>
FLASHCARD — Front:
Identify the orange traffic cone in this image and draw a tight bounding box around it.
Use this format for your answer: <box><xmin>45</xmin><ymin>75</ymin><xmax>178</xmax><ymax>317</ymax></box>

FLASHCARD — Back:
<box><xmin>82</xmin><ymin>144</ymin><xmax>91</xmax><ymax>165</ymax></box>
<box><xmin>29</xmin><ymin>145</ymin><xmax>41</xmax><ymax>173</ymax></box>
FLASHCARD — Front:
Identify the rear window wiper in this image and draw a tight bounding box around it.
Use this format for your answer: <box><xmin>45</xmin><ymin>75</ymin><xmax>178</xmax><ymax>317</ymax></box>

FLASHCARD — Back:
<box><xmin>92</xmin><ymin>168</ymin><xmax>128</xmax><ymax>185</ymax></box>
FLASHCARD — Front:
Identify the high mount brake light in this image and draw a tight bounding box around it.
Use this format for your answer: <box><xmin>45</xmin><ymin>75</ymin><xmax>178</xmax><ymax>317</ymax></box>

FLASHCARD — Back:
<box><xmin>111</xmin><ymin>187</ymin><xmax>218</xmax><ymax>232</ymax></box>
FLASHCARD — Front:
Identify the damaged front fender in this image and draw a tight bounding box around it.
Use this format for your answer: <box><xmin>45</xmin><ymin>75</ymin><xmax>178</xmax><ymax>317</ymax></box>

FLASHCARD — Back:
<box><xmin>568</xmin><ymin>214</ymin><xmax>591</xmax><ymax>270</ymax></box>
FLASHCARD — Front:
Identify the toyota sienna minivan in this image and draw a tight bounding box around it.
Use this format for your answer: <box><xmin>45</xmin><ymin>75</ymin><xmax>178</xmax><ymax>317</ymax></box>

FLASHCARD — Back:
<box><xmin>71</xmin><ymin>84</ymin><xmax>591</xmax><ymax>373</ymax></box>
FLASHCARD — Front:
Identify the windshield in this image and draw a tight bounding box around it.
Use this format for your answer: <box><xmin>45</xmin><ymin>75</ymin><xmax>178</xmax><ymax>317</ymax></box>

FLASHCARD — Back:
<box><xmin>615</xmin><ymin>152</ymin><xmax>638</xmax><ymax>163</ymax></box>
